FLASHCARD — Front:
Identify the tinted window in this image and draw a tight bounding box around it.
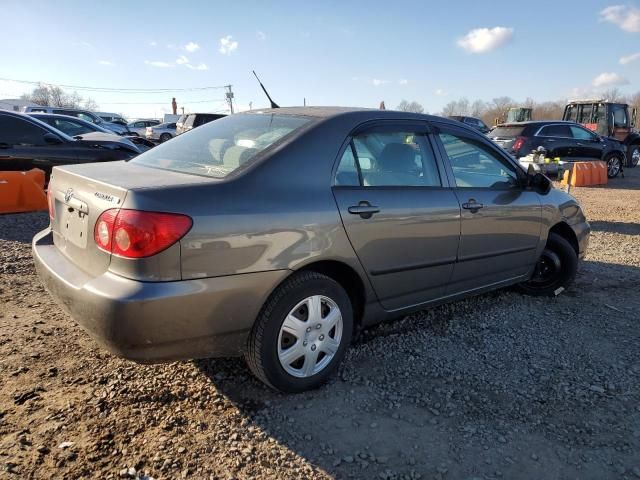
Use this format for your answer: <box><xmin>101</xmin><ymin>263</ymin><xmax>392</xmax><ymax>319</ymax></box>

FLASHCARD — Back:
<box><xmin>570</xmin><ymin>125</ymin><xmax>597</xmax><ymax>140</ymax></box>
<box><xmin>346</xmin><ymin>130</ymin><xmax>441</xmax><ymax>187</ymax></box>
<box><xmin>132</xmin><ymin>113</ymin><xmax>311</xmax><ymax>178</ymax></box>
<box><xmin>51</xmin><ymin>118</ymin><xmax>93</xmax><ymax>136</ymax></box>
<box><xmin>538</xmin><ymin>124</ymin><xmax>572</xmax><ymax>137</ymax></box>
<box><xmin>0</xmin><ymin>115</ymin><xmax>47</xmax><ymax>146</ymax></box>
<box><xmin>611</xmin><ymin>105</ymin><xmax>629</xmax><ymax>128</ymax></box>
<box><xmin>438</xmin><ymin>132</ymin><xmax>518</xmax><ymax>189</ymax></box>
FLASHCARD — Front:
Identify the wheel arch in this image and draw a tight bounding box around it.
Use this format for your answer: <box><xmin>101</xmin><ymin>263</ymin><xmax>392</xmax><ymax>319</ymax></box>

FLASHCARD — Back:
<box><xmin>296</xmin><ymin>260</ymin><xmax>367</xmax><ymax>331</ymax></box>
<box><xmin>549</xmin><ymin>222</ymin><xmax>579</xmax><ymax>256</ymax></box>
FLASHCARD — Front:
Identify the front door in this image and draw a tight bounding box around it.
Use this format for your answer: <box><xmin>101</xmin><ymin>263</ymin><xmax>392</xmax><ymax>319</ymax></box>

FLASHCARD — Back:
<box><xmin>433</xmin><ymin>124</ymin><xmax>542</xmax><ymax>294</ymax></box>
<box><xmin>569</xmin><ymin>125</ymin><xmax>605</xmax><ymax>160</ymax></box>
<box><xmin>332</xmin><ymin>122</ymin><xmax>461</xmax><ymax>311</ymax></box>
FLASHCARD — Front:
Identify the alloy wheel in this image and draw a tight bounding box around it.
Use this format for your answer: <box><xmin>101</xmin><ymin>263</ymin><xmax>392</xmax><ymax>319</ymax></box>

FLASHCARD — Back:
<box><xmin>277</xmin><ymin>295</ymin><xmax>343</xmax><ymax>378</ymax></box>
<box><xmin>607</xmin><ymin>156</ymin><xmax>621</xmax><ymax>177</ymax></box>
<box><xmin>631</xmin><ymin>147</ymin><xmax>640</xmax><ymax>167</ymax></box>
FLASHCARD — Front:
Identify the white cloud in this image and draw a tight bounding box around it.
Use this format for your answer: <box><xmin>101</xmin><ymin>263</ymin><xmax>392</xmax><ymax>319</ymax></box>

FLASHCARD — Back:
<box><xmin>176</xmin><ymin>55</ymin><xmax>189</xmax><ymax>65</ymax></box>
<box><xmin>186</xmin><ymin>63</ymin><xmax>209</xmax><ymax>71</ymax></box>
<box><xmin>144</xmin><ymin>60</ymin><xmax>174</xmax><ymax>68</ymax></box>
<box><xmin>620</xmin><ymin>52</ymin><xmax>640</xmax><ymax>64</ymax></box>
<box><xmin>435</xmin><ymin>89</ymin><xmax>448</xmax><ymax>96</ymax></box>
<box><xmin>398</xmin><ymin>79</ymin><xmax>408</xmax><ymax>85</ymax></box>
<box><xmin>257</xmin><ymin>31</ymin><xmax>266</xmax><ymax>41</ymax></box>
<box><xmin>219</xmin><ymin>35</ymin><xmax>238</xmax><ymax>55</ymax></box>
<box><xmin>184</xmin><ymin>41</ymin><xmax>200</xmax><ymax>52</ymax></box>
<box><xmin>98</xmin><ymin>60</ymin><xmax>115</xmax><ymax>66</ymax></box>
<box><xmin>592</xmin><ymin>72</ymin><xmax>629</xmax><ymax>87</ymax></box>
<box><xmin>600</xmin><ymin>5</ymin><xmax>640</xmax><ymax>33</ymax></box>
<box><xmin>457</xmin><ymin>26</ymin><xmax>514</xmax><ymax>53</ymax></box>
<box><xmin>149</xmin><ymin>41</ymin><xmax>157</xmax><ymax>47</ymax></box>
<box><xmin>371</xmin><ymin>79</ymin><xmax>390</xmax><ymax>86</ymax></box>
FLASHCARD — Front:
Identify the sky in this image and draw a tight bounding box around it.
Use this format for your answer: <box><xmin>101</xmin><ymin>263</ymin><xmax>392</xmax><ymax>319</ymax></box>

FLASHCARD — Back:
<box><xmin>1</xmin><ymin>0</ymin><xmax>639</xmax><ymax>119</ymax></box>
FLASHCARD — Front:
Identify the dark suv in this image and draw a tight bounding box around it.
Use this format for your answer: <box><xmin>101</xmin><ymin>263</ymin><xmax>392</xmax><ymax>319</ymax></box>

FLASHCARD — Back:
<box><xmin>176</xmin><ymin>113</ymin><xmax>226</xmax><ymax>135</ymax></box>
<box><xmin>448</xmin><ymin>115</ymin><xmax>490</xmax><ymax>134</ymax></box>
<box><xmin>488</xmin><ymin>121</ymin><xmax>626</xmax><ymax>177</ymax></box>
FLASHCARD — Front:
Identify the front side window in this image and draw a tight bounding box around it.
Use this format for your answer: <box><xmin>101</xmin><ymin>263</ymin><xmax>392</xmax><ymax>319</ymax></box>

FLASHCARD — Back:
<box><xmin>132</xmin><ymin>113</ymin><xmax>311</xmax><ymax>178</ymax></box>
<box><xmin>570</xmin><ymin>125</ymin><xmax>597</xmax><ymax>140</ymax></box>
<box><xmin>438</xmin><ymin>132</ymin><xmax>518</xmax><ymax>189</ymax></box>
<box><xmin>53</xmin><ymin>118</ymin><xmax>92</xmax><ymax>136</ymax></box>
<box><xmin>335</xmin><ymin>129</ymin><xmax>441</xmax><ymax>187</ymax></box>
<box><xmin>611</xmin><ymin>105</ymin><xmax>629</xmax><ymax>128</ymax></box>
<box><xmin>0</xmin><ymin>116</ymin><xmax>47</xmax><ymax>146</ymax></box>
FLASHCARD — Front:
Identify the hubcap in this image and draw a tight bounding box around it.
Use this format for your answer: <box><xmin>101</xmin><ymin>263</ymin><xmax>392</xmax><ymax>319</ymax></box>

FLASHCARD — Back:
<box><xmin>277</xmin><ymin>295</ymin><xmax>343</xmax><ymax>378</ymax></box>
<box><xmin>608</xmin><ymin>156</ymin><xmax>621</xmax><ymax>177</ymax></box>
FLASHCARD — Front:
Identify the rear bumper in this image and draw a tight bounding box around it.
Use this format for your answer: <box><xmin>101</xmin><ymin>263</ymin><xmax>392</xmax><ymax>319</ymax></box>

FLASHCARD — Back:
<box><xmin>32</xmin><ymin>228</ymin><xmax>289</xmax><ymax>362</ymax></box>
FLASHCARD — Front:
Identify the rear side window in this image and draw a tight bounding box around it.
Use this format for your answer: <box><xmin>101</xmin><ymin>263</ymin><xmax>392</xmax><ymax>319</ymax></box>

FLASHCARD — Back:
<box><xmin>335</xmin><ymin>129</ymin><xmax>442</xmax><ymax>187</ymax></box>
<box><xmin>538</xmin><ymin>124</ymin><xmax>572</xmax><ymax>137</ymax></box>
<box><xmin>131</xmin><ymin>113</ymin><xmax>311</xmax><ymax>178</ymax></box>
<box><xmin>490</xmin><ymin>126</ymin><xmax>525</xmax><ymax>137</ymax></box>
<box><xmin>570</xmin><ymin>126</ymin><xmax>597</xmax><ymax>140</ymax></box>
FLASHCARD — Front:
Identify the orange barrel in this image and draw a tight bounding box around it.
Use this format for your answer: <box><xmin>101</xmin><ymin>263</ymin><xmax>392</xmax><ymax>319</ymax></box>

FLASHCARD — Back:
<box><xmin>0</xmin><ymin>169</ymin><xmax>48</xmax><ymax>214</ymax></box>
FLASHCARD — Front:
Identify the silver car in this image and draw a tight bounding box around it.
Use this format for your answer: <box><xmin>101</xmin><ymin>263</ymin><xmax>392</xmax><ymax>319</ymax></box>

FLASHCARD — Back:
<box><xmin>127</xmin><ymin>119</ymin><xmax>160</xmax><ymax>136</ymax></box>
<box><xmin>33</xmin><ymin>107</ymin><xmax>590</xmax><ymax>392</ymax></box>
<box><xmin>146</xmin><ymin>122</ymin><xmax>176</xmax><ymax>142</ymax></box>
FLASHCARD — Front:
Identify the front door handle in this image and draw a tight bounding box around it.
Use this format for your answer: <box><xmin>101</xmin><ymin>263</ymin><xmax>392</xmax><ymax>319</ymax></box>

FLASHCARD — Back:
<box><xmin>348</xmin><ymin>201</ymin><xmax>380</xmax><ymax>219</ymax></box>
<box><xmin>462</xmin><ymin>199</ymin><xmax>484</xmax><ymax>212</ymax></box>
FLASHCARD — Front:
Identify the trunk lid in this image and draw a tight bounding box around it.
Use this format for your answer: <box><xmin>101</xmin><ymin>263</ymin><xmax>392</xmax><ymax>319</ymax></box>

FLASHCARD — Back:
<box><xmin>48</xmin><ymin>161</ymin><xmax>214</xmax><ymax>277</ymax></box>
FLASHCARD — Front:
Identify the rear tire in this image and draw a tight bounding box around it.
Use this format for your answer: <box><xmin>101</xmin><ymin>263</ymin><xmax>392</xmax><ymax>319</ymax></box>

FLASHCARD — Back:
<box><xmin>245</xmin><ymin>271</ymin><xmax>353</xmax><ymax>393</ymax></box>
<box><xmin>518</xmin><ymin>233</ymin><xmax>577</xmax><ymax>297</ymax></box>
<box><xmin>160</xmin><ymin>133</ymin><xmax>172</xmax><ymax>143</ymax></box>
<box><xmin>605</xmin><ymin>153</ymin><xmax>623</xmax><ymax>178</ymax></box>
<box><xmin>628</xmin><ymin>144</ymin><xmax>640</xmax><ymax>168</ymax></box>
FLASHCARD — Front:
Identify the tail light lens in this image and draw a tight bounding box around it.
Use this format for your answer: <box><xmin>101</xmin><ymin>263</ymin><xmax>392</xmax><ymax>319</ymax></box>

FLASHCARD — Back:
<box><xmin>94</xmin><ymin>209</ymin><xmax>192</xmax><ymax>258</ymax></box>
<box><xmin>512</xmin><ymin>136</ymin><xmax>526</xmax><ymax>154</ymax></box>
<box><xmin>47</xmin><ymin>187</ymin><xmax>55</xmax><ymax>220</ymax></box>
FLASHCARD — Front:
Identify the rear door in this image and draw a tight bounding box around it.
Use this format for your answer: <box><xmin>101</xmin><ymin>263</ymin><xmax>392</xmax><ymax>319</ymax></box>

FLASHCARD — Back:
<box><xmin>535</xmin><ymin>124</ymin><xmax>575</xmax><ymax>160</ymax></box>
<box><xmin>332</xmin><ymin>121</ymin><xmax>461</xmax><ymax>310</ymax></box>
<box><xmin>433</xmin><ymin>123</ymin><xmax>542</xmax><ymax>294</ymax></box>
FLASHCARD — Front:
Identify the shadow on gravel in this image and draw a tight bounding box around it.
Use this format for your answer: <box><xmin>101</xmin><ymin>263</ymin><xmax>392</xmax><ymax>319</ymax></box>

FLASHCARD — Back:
<box><xmin>589</xmin><ymin>220</ymin><xmax>640</xmax><ymax>236</ymax></box>
<box><xmin>0</xmin><ymin>212</ymin><xmax>49</xmax><ymax>243</ymax></box>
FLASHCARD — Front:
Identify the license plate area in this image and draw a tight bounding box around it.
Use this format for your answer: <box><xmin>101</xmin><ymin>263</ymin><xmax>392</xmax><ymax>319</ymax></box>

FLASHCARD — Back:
<box><xmin>61</xmin><ymin>207</ymin><xmax>88</xmax><ymax>248</ymax></box>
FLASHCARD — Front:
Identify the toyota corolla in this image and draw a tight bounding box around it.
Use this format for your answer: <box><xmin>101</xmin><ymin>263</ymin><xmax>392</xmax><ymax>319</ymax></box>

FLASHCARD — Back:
<box><xmin>33</xmin><ymin>107</ymin><xmax>590</xmax><ymax>392</ymax></box>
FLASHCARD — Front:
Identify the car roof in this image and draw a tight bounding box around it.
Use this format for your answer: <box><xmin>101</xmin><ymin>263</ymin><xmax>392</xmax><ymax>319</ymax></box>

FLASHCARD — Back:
<box><xmin>0</xmin><ymin>109</ymin><xmax>75</xmax><ymax>140</ymax></box>
<box><xmin>28</xmin><ymin>112</ymin><xmax>91</xmax><ymax>122</ymax></box>
<box><xmin>496</xmin><ymin>120</ymin><xmax>578</xmax><ymax>127</ymax></box>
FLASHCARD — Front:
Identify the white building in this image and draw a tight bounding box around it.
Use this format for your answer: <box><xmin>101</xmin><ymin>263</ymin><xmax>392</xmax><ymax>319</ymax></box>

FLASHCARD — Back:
<box><xmin>0</xmin><ymin>98</ymin><xmax>39</xmax><ymax>112</ymax></box>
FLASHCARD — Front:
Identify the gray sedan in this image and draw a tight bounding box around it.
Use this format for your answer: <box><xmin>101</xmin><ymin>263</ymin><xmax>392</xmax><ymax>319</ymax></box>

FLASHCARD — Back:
<box><xmin>33</xmin><ymin>107</ymin><xmax>590</xmax><ymax>392</ymax></box>
<box><xmin>145</xmin><ymin>122</ymin><xmax>176</xmax><ymax>142</ymax></box>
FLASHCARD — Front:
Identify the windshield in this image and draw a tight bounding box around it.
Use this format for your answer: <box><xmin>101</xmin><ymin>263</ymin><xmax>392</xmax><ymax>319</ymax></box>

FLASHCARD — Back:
<box><xmin>131</xmin><ymin>113</ymin><xmax>312</xmax><ymax>178</ymax></box>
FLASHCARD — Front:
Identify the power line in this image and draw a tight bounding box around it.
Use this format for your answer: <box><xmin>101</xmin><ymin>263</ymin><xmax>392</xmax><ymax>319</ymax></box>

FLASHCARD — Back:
<box><xmin>0</xmin><ymin>77</ymin><xmax>228</xmax><ymax>94</ymax></box>
<box><xmin>99</xmin><ymin>99</ymin><xmax>227</xmax><ymax>105</ymax></box>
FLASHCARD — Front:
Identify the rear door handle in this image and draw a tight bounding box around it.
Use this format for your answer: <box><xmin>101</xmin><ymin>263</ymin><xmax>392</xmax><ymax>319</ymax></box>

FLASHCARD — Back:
<box><xmin>348</xmin><ymin>202</ymin><xmax>380</xmax><ymax>219</ymax></box>
<box><xmin>462</xmin><ymin>200</ymin><xmax>484</xmax><ymax>212</ymax></box>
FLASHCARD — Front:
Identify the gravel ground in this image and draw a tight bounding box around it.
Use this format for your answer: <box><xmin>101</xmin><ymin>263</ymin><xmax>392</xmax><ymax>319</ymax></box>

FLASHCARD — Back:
<box><xmin>1</xmin><ymin>170</ymin><xmax>640</xmax><ymax>480</ymax></box>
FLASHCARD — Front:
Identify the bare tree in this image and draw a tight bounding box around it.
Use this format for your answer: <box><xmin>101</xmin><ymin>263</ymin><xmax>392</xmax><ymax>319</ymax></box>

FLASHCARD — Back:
<box><xmin>396</xmin><ymin>100</ymin><xmax>425</xmax><ymax>113</ymax></box>
<box><xmin>600</xmin><ymin>88</ymin><xmax>625</xmax><ymax>102</ymax></box>
<box><xmin>21</xmin><ymin>83</ymin><xmax>99</xmax><ymax>110</ymax></box>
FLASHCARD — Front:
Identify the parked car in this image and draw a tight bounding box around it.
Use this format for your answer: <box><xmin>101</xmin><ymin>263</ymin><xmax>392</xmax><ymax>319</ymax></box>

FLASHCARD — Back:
<box><xmin>29</xmin><ymin>113</ymin><xmax>154</xmax><ymax>152</ymax></box>
<box><xmin>33</xmin><ymin>107</ymin><xmax>589</xmax><ymax>393</ymax></box>
<box><xmin>176</xmin><ymin>113</ymin><xmax>225</xmax><ymax>135</ymax></box>
<box><xmin>22</xmin><ymin>106</ymin><xmax>129</xmax><ymax>135</ymax></box>
<box><xmin>0</xmin><ymin>110</ymin><xmax>139</xmax><ymax>179</ymax></box>
<box><xmin>127</xmin><ymin>119</ymin><xmax>161</xmax><ymax>137</ymax></box>
<box><xmin>448</xmin><ymin>115</ymin><xmax>491</xmax><ymax>134</ymax></box>
<box><xmin>488</xmin><ymin>121</ymin><xmax>626</xmax><ymax>178</ymax></box>
<box><xmin>146</xmin><ymin>122</ymin><xmax>176</xmax><ymax>142</ymax></box>
<box><xmin>96</xmin><ymin>112</ymin><xmax>128</xmax><ymax>125</ymax></box>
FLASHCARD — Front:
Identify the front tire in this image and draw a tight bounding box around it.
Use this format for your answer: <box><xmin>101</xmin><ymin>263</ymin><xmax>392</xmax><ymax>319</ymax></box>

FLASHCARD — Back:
<box><xmin>605</xmin><ymin>153</ymin><xmax>623</xmax><ymax>178</ymax></box>
<box><xmin>518</xmin><ymin>233</ymin><xmax>578</xmax><ymax>297</ymax></box>
<box><xmin>628</xmin><ymin>144</ymin><xmax>640</xmax><ymax>168</ymax></box>
<box><xmin>245</xmin><ymin>271</ymin><xmax>353</xmax><ymax>393</ymax></box>
<box><xmin>160</xmin><ymin>133</ymin><xmax>172</xmax><ymax>143</ymax></box>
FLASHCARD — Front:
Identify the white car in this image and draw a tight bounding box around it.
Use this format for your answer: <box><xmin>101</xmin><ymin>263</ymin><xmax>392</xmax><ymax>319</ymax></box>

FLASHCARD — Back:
<box><xmin>146</xmin><ymin>122</ymin><xmax>177</xmax><ymax>142</ymax></box>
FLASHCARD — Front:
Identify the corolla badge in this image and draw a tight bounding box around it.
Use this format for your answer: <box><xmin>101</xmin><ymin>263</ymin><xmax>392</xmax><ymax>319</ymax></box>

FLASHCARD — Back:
<box><xmin>64</xmin><ymin>188</ymin><xmax>74</xmax><ymax>203</ymax></box>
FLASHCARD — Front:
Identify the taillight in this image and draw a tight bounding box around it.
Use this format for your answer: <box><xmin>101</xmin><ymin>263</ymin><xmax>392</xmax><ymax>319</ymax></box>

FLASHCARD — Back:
<box><xmin>94</xmin><ymin>209</ymin><xmax>192</xmax><ymax>258</ymax></box>
<box><xmin>47</xmin><ymin>187</ymin><xmax>55</xmax><ymax>220</ymax></box>
<box><xmin>512</xmin><ymin>136</ymin><xmax>526</xmax><ymax>153</ymax></box>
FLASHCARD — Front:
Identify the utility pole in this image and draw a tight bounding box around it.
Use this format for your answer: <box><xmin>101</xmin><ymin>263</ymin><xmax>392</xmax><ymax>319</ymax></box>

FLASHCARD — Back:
<box><xmin>225</xmin><ymin>85</ymin><xmax>234</xmax><ymax>114</ymax></box>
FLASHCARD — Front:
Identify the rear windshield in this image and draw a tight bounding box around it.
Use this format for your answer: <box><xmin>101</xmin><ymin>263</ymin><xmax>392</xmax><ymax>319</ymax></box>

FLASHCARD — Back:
<box><xmin>490</xmin><ymin>126</ymin><xmax>526</xmax><ymax>138</ymax></box>
<box><xmin>131</xmin><ymin>113</ymin><xmax>312</xmax><ymax>178</ymax></box>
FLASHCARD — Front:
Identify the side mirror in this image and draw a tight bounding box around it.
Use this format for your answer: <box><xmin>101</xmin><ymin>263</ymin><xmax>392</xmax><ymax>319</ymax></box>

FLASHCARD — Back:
<box><xmin>43</xmin><ymin>132</ymin><xmax>63</xmax><ymax>145</ymax></box>
<box><xmin>526</xmin><ymin>166</ymin><xmax>551</xmax><ymax>194</ymax></box>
